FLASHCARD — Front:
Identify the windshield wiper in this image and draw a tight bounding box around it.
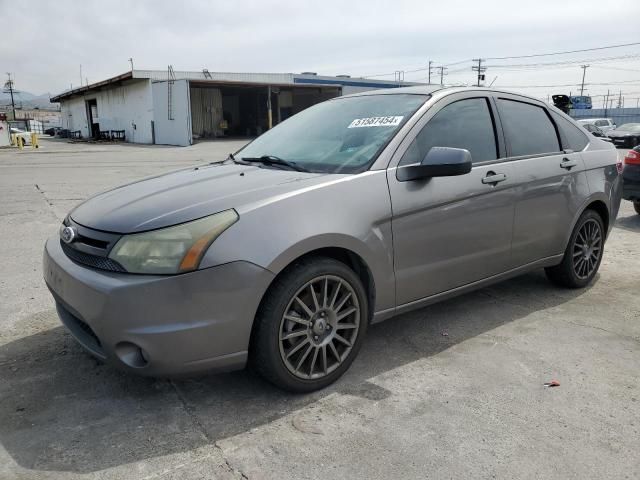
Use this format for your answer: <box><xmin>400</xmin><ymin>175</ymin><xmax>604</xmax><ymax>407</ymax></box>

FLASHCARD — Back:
<box><xmin>241</xmin><ymin>155</ymin><xmax>310</xmax><ymax>173</ymax></box>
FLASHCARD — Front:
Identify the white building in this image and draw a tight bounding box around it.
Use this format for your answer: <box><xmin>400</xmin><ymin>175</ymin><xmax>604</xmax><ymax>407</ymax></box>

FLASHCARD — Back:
<box><xmin>51</xmin><ymin>69</ymin><xmax>420</xmax><ymax>146</ymax></box>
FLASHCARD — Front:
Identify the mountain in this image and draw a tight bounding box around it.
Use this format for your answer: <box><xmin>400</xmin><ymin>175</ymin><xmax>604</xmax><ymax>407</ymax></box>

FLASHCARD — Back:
<box><xmin>0</xmin><ymin>91</ymin><xmax>58</xmax><ymax>109</ymax></box>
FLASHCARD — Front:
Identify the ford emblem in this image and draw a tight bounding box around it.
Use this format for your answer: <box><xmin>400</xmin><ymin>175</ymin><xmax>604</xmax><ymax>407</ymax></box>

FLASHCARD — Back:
<box><xmin>61</xmin><ymin>226</ymin><xmax>77</xmax><ymax>244</ymax></box>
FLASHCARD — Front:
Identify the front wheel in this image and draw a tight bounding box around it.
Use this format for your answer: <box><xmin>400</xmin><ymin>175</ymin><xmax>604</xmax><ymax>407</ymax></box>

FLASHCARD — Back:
<box><xmin>545</xmin><ymin>209</ymin><xmax>605</xmax><ymax>288</ymax></box>
<box><xmin>634</xmin><ymin>201</ymin><xmax>640</xmax><ymax>215</ymax></box>
<box><xmin>251</xmin><ymin>257</ymin><xmax>368</xmax><ymax>392</ymax></box>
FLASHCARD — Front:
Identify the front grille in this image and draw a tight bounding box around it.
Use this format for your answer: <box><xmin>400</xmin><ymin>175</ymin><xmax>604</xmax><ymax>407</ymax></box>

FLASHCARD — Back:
<box><xmin>61</xmin><ymin>240</ymin><xmax>127</xmax><ymax>273</ymax></box>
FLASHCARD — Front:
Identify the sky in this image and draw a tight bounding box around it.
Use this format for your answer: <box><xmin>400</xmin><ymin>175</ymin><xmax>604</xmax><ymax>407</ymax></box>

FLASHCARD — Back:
<box><xmin>2</xmin><ymin>0</ymin><xmax>640</xmax><ymax>106</ymax></box>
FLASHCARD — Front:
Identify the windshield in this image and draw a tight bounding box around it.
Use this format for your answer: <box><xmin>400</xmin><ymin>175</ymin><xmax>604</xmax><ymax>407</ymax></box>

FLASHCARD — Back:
<box><xmin>616</xmin><ymin>123</ymin><xmax>640</xmax><ymax>132</ymax></box>
<box><xmin>236</xmin><ymin>94</ymin><xmax>428</xmax><ymax>174</ymax></box>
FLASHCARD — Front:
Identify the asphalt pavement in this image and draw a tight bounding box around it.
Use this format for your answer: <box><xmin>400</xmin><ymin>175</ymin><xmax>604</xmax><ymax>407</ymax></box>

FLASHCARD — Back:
<box><xmin>0</xmin><ymin>138</ymin><xmax>638</xmax><ymax>479</ymax></box>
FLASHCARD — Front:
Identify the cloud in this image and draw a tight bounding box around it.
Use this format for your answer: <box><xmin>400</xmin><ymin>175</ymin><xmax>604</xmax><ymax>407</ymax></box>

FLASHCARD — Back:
<box><xmin>1</xmin><ymin>0</ymin><xmax>639</xmax><ymax>102</ymax></box>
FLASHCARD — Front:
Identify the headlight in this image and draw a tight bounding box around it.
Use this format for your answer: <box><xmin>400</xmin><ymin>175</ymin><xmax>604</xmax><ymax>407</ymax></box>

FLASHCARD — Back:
<box><xmin>108</xmin><ymin>209</ymin><xmax>238</xmax><ymax>274</ymax></box>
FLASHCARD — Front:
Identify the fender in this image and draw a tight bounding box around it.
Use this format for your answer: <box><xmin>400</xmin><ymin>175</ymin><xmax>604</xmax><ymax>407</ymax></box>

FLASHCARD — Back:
<box><xmin>562</xmin><ymin>192</ymin><xmax>610</xmax><ymax>251</ymax></box>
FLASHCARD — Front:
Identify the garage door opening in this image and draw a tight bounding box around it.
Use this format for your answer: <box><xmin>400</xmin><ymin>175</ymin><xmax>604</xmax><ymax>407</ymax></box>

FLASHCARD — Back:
<box><xmin>189</xmin><ymin>83</ymin><xmax>341</xmax><ymax>142</ymax></box>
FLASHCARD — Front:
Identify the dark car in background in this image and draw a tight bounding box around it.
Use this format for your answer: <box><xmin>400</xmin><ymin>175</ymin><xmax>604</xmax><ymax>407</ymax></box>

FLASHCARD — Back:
<box><xmin>607</xmin><ymin>123</ymin><xmax>640</xmax><ymax>148</ymax></box>
<box><xmin>623</xmin><ymin>146</ymin><xmax>640</xmax><ymax>214</ymax></box>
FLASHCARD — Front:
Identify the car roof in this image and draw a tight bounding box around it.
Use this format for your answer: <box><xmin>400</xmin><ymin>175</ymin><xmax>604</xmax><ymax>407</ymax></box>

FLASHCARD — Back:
<box><xmin>338</xmin><ymin>85</ymin><xmax>550</xmax><ymax>105</ymax></box>
<box><xmin>578</xmin><ymin>118</ymin><xmax>610</xmax><ymax>122</ymax></box>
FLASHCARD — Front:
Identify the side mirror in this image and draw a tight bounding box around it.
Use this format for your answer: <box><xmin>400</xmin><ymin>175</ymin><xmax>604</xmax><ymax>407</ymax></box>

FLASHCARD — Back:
<box><xmin>397</xmin><ymin>147</ymin><xmax>472</xmax><ymax>182</ymax></box>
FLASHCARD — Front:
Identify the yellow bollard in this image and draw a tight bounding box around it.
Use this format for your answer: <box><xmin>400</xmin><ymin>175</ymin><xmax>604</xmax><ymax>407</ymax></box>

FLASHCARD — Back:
<box><xmin>10</xmin><ymin>133</ymin><xmax>16</xmax><ymax>146</ymax></box>
<box><xmin>31</xmin><ymin>132</ymin><xmax>39</xmax><ymax>148</ymax></box>
<box><xmin>17</xmin><ymin>136</ymin><xmax>24</xmax><ymax>150</ymax></box>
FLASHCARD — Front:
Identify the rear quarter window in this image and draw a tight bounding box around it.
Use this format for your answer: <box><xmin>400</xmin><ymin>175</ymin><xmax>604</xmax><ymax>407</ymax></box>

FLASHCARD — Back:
<box><xmin>497</xmin><ymin>99</ymin><xmax>561</xmax><ymax>157</ymax></box>
<box><xmin>551</xmin><ymin>112</ymin><xmax>589</xmax><ymax>151</ymax></box>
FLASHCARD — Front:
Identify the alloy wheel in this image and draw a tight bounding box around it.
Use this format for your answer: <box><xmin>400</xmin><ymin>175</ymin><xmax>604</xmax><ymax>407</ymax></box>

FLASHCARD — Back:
<box><xmin>278</xmin><ymin>275</ymin><xmax>360</xmax><ymax>380</ymax></box>
<box><xmin>572</xmin><ymin>218</ymin><xmax>602</xmax><ymax>279</ymax></box>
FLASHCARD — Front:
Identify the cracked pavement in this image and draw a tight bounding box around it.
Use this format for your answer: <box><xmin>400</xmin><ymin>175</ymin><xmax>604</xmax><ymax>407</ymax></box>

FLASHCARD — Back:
<box><xmin>0</xmin><ymin>138</ymin><xmax>639</xmax><ymax>479</ymax></box>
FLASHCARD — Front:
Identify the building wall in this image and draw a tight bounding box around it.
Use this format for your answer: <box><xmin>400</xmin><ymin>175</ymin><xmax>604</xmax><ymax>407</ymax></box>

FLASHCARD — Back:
<box><xmin>60</xmin><ymin>80</ymin><xmax>154</xmax><ymax>143</ymax></box>
<box><xmin>151</xmin><ymin>80</ymin><xmax>192</xmax><ymax>146</ymax></box>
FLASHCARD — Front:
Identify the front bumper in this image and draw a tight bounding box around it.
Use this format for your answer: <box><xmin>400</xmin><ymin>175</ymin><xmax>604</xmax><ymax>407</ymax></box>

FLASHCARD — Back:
<box><xmin>43</xmin><ymin>237</ymin><xmax>275</xmax><ymax>376</ymax></box>
<box><xmin>623</xmin><ymin>164</ymin><xmax>640</xmax><ymax>201</ymax></box>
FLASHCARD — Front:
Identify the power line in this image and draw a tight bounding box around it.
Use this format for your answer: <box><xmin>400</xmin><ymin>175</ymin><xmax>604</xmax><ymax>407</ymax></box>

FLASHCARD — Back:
<box><xmin>359</xmin><ymin>42</ymin><xmax>640</xmax><ymax>80</ymax></box>
<box><xmin>485</xmin><ymin>54</ymin><xmax>640</xmax><ymax>69</ymax></box>
<box><xmin>485</xmin><ymin>41</ymin><xmax>640</xmax><ymax>60</ymax></box>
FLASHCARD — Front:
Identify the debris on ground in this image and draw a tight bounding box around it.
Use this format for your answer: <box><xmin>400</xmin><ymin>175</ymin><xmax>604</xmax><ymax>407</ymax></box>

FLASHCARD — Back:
<box><xmin>544</xmin><ymin>380</ymin><xmax>561</xmax><ymax>387</ymax></box>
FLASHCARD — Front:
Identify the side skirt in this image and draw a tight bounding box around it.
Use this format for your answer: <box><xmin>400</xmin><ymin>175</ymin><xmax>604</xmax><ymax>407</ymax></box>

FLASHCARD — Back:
<box><xmin>371</xmin><ymin>254</ymin><xmax>564</xmax><ymax>324</ymax></box>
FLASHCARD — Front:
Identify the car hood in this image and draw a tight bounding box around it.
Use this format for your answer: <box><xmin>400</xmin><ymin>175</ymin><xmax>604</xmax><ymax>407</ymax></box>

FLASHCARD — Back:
<box><xmin>70</xmin><ymin>163</ymin><xmax>333</xmax><ymax>233</ymax></box>
<box><xmin>607</xmin><ymin>130</ymin><xmax>636</xmax><ymax>137</ymax></box>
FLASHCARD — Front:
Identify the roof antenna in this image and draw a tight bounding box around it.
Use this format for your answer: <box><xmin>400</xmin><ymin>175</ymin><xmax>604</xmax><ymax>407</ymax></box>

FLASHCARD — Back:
<box><xmin>489</xmin><ymin>76</ymin><xmax>498</xmax><ymax>87</ymax></box>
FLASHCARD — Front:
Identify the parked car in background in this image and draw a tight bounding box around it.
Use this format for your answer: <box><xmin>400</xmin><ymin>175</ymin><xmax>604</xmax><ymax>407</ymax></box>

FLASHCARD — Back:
<box><xmin>607</xmin><ymin>123</ymin><xmax>640</xmax><ymax>148</ymax></box>
<box><xmin>43</xmin><ymin>86</ymin><xmax>622</xmax><ymax>392</ymax></box>
<box><xmin>10</xmin><ymin>128</ymin><xmax>31</xmax><ymax>145</ymax></box>
<box><xmin>45</xmin><ymin>127</ymin><xmax>62</xmax><ymax>136</ymax></box>
<box><xmin>622</xmin><ymin>146</ymin><xmax>640</xmax><ymax>215</ymax></box>
<box><xmin>582</xmin><ymin>123</ymin><xmax>612</xmax><ymax>141</ymax></box>
<box><xmin>578</xmin><ymin>118</ymin><xmax>616</xmax><ymax>132</ymax></box>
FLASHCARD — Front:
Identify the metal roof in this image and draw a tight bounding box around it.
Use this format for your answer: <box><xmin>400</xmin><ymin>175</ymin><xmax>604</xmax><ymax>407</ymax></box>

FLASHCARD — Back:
<box><xmin>50</xmin><ymin>69</ymin><xmax>421</xmax><ymax>102</ymax></box>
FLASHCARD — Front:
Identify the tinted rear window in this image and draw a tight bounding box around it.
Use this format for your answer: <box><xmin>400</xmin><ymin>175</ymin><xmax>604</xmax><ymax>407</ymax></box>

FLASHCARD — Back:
<box><xmin>497</xmin><ymin>99</ymin><xmax>561</xmax><ymax>156</ymax></box>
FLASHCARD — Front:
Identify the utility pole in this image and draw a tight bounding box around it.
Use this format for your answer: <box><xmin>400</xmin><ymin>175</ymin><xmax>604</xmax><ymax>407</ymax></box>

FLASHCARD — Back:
<box><xmin>604</xmin><ymin>89</ymin><xmax>610</xmax><ymax>112</ymax></box>
<box><xmin>79</xmin><ymin>64</ymin><xmax>83</xmax><ymax>88</ymax></box>
<box><xmin>427</xmin><ymin>60</ymin><xmax>434</xmax><ymax>84</ymax></box>
<box><xmin>617</xmin><ymin>90</ymin><xmax>622</xmax><ymax>108</ymax></box>
<box><xmin>3</xmin><ymin>73</ymin><xmax>16</xmax><ymax>120</ymax></box>
<box><xmin>435</xmin><ymin>66</ymin><xmax>447</xmax><ymax>86</ymax></box>
<box><xmin>472</xmin><ymin>58</ymin><xmax>486</xmax><ymax>87</ymax></box>
<box><xmin>579</xmin><ymin>65</ymin><xmax>589</xmax><ymax>96</ymax></box>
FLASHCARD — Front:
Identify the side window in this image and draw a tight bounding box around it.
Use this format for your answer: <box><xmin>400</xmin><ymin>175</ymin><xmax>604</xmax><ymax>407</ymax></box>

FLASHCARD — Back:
<box><xmin>497</xmin><ymin>99</ymin><xmax>561</xmax><ymax>156</ymax></box>
<box><xmin>551</xmin><ymin>112</ymin><xmax>589</xmax><ymax>151</ymax></box>
<box><xmin>595</xmin><ymin>120</ymin><xmax>608</xmax><ymax>127</ymax></box>
<box><xmin>399</xmin><ymin>98</ymin><xmax>497</xmax><ymax>166</ymax></box>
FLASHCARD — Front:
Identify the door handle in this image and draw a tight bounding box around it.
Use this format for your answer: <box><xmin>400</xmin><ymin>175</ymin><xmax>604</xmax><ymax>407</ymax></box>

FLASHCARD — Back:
<box><xmin>482</xmin><ymin>172</ymin><xmax>507</xmax><ymax>185</ymax></box>
<box><xmin>560</xmin><ymin>158</ymin><xmax>578</xmax><ymax>170</ymax></box>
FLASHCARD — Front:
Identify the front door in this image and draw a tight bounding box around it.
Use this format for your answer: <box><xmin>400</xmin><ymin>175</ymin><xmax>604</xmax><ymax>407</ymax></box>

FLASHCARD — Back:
<box><xmin>388</xmin><ymin>94</ymin><xmax>516</xmax><ymax>306</ymax></box>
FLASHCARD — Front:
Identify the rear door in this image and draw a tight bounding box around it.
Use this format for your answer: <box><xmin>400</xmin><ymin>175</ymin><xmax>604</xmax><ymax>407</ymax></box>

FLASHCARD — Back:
<box><xmin>387</xmin><ymin>92</ymin><xmax>516</xmax><ymax>305</ymax></box>
<box><xmin>496</xmin><ymin>96</ymin><xmax>589</xmax><ymax>267</ymax></box>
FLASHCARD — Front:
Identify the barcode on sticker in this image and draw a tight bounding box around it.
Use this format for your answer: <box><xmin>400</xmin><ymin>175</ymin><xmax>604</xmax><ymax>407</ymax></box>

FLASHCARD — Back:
<box><xmin>347</xmin><ymin>116</ymin><xmax>404</xmax><ymax>128</ymax></box>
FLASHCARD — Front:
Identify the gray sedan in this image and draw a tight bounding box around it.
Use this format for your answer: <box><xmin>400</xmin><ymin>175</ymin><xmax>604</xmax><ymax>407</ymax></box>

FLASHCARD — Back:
<box><xmin>43</xmin><ymin>86</ymin><xmax>622</xmax><ymax>392</ymax></box>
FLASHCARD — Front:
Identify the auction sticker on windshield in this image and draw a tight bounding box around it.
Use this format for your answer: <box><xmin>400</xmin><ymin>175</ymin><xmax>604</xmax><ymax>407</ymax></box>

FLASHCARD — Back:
<box><xmin>348</xmin><ymin>116</ymin><xmax>404</xmax><ymax>128</ymax></box>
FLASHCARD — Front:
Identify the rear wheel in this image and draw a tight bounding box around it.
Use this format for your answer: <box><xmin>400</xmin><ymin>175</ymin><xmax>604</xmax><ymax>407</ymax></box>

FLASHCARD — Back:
<box><xmin>251</xmin><ymin>257</ymin><xmax>368</xmax><ymax>392</ymax></box>
<box><xmin>634</xmin><ymin>201</ymin><xmax>640</xmax><ymax>215</ymax></box>
<box><xmin>545</xmin><ymin>209</ymin><xmax>605</xmax><ymax>288</ymax></box>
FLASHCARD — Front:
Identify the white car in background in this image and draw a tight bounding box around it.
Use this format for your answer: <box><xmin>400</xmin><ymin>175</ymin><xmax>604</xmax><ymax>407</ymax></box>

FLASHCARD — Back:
<box><xmin>10</xmin><ymin>128</ymin><xmax>32</xmax><ymax>145</ymax></box>
<box><xmin>578</xmin><ymin>118</ymin><xmax>616</xmax><ymax>132</ymax></box>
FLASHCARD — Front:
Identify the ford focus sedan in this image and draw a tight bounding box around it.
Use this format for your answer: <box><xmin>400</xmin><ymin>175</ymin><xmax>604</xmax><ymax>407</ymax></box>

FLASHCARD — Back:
<box><xmin>43</xmin><ymin>86</ymin><xmax>622</xmax><ymax>392</ymax></box>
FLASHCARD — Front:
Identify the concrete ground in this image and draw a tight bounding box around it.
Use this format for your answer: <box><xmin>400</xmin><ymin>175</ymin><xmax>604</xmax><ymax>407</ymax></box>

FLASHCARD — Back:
<box><xmin>0</xmin><ymin>138</ymin><xmax>638</xmax><ymax>479</ymax></box>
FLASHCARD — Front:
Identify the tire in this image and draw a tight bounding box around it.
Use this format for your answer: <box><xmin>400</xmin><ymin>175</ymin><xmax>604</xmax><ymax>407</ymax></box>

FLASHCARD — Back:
<box><xmin>545</xmin><ymin>209</ymin><xmax>605</xmax><ymax>288</ymax></box>
<box><xmin>634</xmin><ymin>201</ymin><xmax>640</xmax><ymax>215</ymax></box>
<box><xmin>251</xmin><ymin>256</ymin><xmax>369</xmax><ymax>393</ymax></box>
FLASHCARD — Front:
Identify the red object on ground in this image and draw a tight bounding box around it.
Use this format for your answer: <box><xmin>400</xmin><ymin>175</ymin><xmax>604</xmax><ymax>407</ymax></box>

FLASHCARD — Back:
<box><xmin>544</xmin><ymin>380</ymin><xmax>560</xmax><ymax>387</ymax></box>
